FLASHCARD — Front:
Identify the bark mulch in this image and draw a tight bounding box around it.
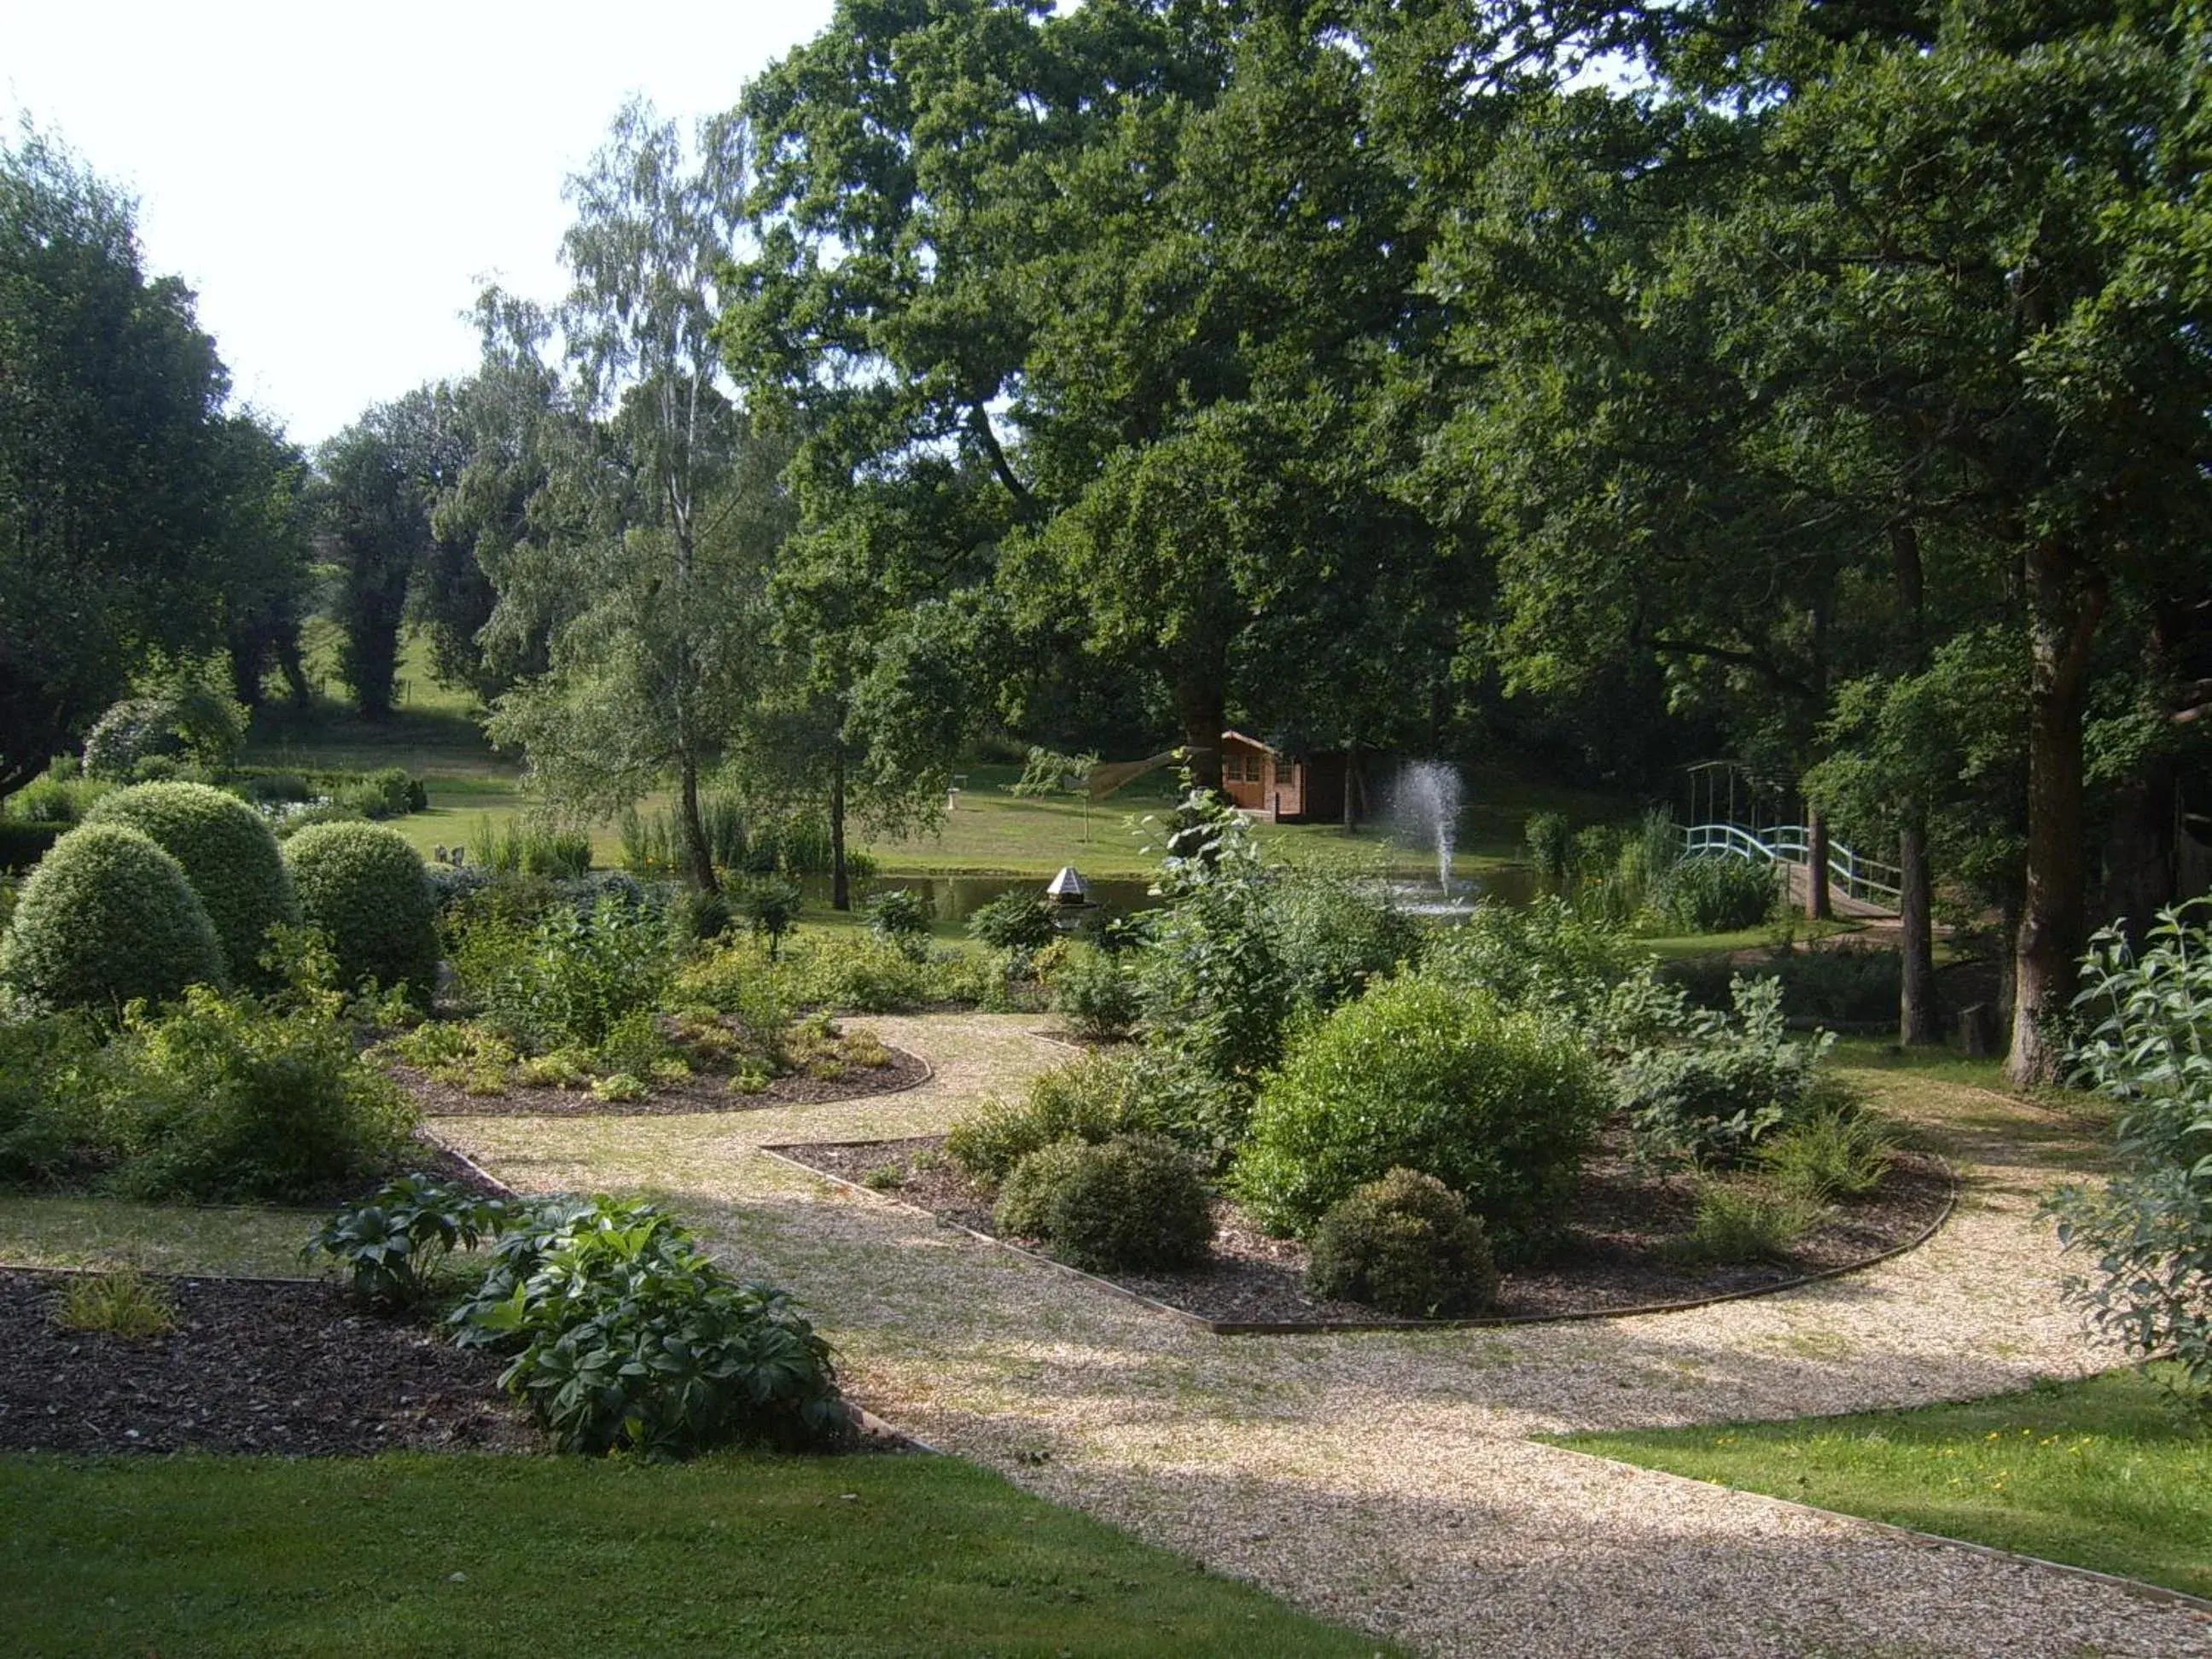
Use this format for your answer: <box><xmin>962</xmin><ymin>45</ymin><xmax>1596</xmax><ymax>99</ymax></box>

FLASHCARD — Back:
<box><xmin>0</xmin><ymin>1268</ymin><xmax>534</xmax><ymax>1457</ymax></box>
<box><xmin>775</xmin><ymin>1132</ymin><xmax>1954</xmax><ymax>1330</ymax></box>
<box><xmin>394</xmin><ymin>1041</ymin><xmax>930</xmax><ymax>1119</ymax></box>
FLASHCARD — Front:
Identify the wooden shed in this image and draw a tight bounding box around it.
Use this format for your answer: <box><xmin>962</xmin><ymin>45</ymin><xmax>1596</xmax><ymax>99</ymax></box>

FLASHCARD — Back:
<box><xmin>1220</xmin><ymin>731</ymin><xmax>1350</xmax><ymax>824</ymax></box>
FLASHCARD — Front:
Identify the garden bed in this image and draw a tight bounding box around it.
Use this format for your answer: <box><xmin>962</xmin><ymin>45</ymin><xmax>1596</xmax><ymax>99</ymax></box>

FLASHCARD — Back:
<box><xmin>771</xmin><ymin>1132</ymin><xmax>1954</xmax><ymax>1331</ymax></box>
<box><xmin>0</xmin><ymin>1267</ymin><xmax>533</xmax><ymax>1457</ymax></box>
<box><xmin>390</xmin><ymin>1040</ymin><xmax>931</xmax><ymax>1118</ymax></box>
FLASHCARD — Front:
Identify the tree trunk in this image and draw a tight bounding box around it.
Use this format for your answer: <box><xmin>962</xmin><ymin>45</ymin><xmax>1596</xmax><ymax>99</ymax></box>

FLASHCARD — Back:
<box><xmin>1805</xmin><ymin>806</ymin><xmax>1833</xmax><ymax>920</ymax></box>
<box><xmin>1898</xmin><ymin>818</ymin><xmax>1939</xmax><ymax>1044</ymax></box>
<box><xmin>227</xmin><ymin>628</ymin><xmax>265</xmax><ymax>709</ymax></box>
<box><xmin>1175</xmin><ymin>668</ymin><xmax>1227</xmax><ymax>796</ymax></box>
<box><xmin>276</xmin><ymin>628</ymin><xmax>311</xmax><ymax>707</ymax></box>
<box><xmin>2006</xmin><ymin>542</ymin><xmax>2108</xmax><ymax>1085</ymax></box>
<box><xmin>1342</xmin><ymin>739</ymin><xmax>1359</xmax><ymax>834</ymax></box>
<box><xmin>678</xmin><ymin>756</ymin><xmax>718</xmax><ymax>894</ymax></box>
<box><xmin>830</xmin><ymin>737</ymin><xmax>850</xmax><ymax>912</ymax></box>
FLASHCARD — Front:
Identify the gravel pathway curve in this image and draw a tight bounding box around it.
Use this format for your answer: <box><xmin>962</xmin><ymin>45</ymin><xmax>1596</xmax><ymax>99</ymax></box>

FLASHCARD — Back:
<box><xmin>438</xmin><ymin>1015</ymin><xmax>2212</xmax><ymax>1658</ymax></box>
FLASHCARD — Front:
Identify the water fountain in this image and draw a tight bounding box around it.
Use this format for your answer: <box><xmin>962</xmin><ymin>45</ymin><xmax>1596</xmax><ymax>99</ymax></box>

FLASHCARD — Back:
<box><xmin>1390</xmin><ymin>760</ymin><xmax>1468</xmax><ymax>911</ymax></box>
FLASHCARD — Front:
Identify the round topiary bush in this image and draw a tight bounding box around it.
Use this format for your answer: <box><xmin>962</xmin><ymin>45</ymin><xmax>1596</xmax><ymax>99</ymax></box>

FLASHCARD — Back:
<box><xmin>84</xmin><ymin>782</ymin><xmax>298</xmax><ymax>983</ymax></box>
<box><xmin>1305</xmin><ymin>1167</ymin><xmax>1499</xmax><ymax>1318</ymax></box>
<box><xmin>0</xmin><ymin>823</ymin><xmax>226</xmax><ymax>1010</ymax></box>
<box><xmin>1233</xmin><ymin>972</ymin><xmax>1608</xmax><ymax>1256</ymax></box>
<box><xmin>995</xmin><ymin>1133</ymin><xmax>1213</xmax><ymax>1272</ymax></box>
<box><xmin>282</xmin><ymin>822</ymin><xmax>439</xmax><ymax>1002</ymax></box>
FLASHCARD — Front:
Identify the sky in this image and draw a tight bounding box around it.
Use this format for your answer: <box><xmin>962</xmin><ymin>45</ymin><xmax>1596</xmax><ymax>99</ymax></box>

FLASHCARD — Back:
<box><xmin>3</xmin><ymin>0</ymin><xmax>840</xmax><ymax>446</ymax></box>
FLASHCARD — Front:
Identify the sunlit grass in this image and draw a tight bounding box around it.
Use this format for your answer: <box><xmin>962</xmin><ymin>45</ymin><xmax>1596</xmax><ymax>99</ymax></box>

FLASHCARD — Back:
<box><xmin>0</xmin><ymin>1194</ymin><xmax>321</xmax><ymax>1278</ymax></box>
<box><xmin>0</xmin><ymin>1451</ymin><xmax>1394</xmax><ymax>1658</ymax></box>
<box><xmin>1554</xmin><ymin>1368</ymin><xmax>2212</xmax><ymax>1598</ymax></box>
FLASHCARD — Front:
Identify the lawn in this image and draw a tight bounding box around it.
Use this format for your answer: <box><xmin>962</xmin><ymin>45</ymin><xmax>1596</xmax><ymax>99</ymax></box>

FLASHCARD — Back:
<box><xmin>1553</xmin><ymin>1368</ymin><xmax>2212</xmax><ymax>1600</ymax></box>
<box><xmin>0</xmin><ymin>1194</ymin><xmax>317</xmax><ymax>1278</ymax></box>
<box><xmin>0</xmin><ymin>1450</ymin><xmax>1394</xmax><ymax>1657</ymax></box>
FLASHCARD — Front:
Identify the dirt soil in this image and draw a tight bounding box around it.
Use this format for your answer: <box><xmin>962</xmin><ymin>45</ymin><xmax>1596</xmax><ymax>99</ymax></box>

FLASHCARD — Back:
<box><xmin>0</xmin><ymin>1268</ymin><xmax>534</xmax><ymax>1457</ymax></box>
<box><xmin>777</xmin><ymin>1132</ymin><xmax>1953</xmax><ymax>1328</ymax></box>
<box><xmin>395</xmin><ymin>1041</ymin><xmax>931</xmax><ymax>1119</ymax></box>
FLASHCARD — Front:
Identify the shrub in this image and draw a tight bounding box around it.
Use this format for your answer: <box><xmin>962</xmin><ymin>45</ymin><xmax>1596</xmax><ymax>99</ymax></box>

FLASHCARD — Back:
<box><xmin>736</xmin><ymin>874</ymin><xmax>803</xmax><ymax>958</ymax></box>
<box><xmin>949</xmin><ymin>1051</ymin><xmax>1156</xmax><ymax>1185</ymax></box>
<box><xmin>1234</xmin><ymin>972</ymin><xmax>1608</xmax><ymax>1254</ymax></box>
<box><xmin>1269</xmin><ymin>870</ymin><xmax>1423</xmax><ymax>1016</ymax></box>
<box><xmin>2050</xmin><ymin>903</ymin><xmax>2212</xmax><ymax>1389</ymax></box>
<box><xmin>307</xmin><ymin>1173</ymin><xmax>505</xmax><ymax>1307</ymax></box>
<box><xmin>1756</xmin><ymin>1104</ymin><xmax>1894</xmax><ymax>1202</ymax></box>
<box><xmin>669</xmin><ymin>937</ymin><xmax>790</xmax><ymax>1055</ymax></box>
<box><xmin>283</xmin><ymin>822</ymin><xmax>439</xmax><ymax>1003</ymax></box>
<box><xmin>1671</xmin><ymin>1177</ymin><xmax>1819</xmax><ymax>1265</ymax></box>
<box><xmin>1051</xmin><ymin>944</ymin><xmax>1141</xmax><ymax>1041</ymax></box>
<box><xmin>1305</xmin><ymin>1168</ymin><xmax>1498</xmax><ymax>1318</ymax></box>
<box><xmin>996</xmin><ymin>1133</ymin><xmax>1213</xmax><ymax>1272</ymax></box>
<box><xmin>1525</xmin><ymin>811</ymin><xmax>1571</xmax><ymax>893</ymax></box>
<box><xmin>1656</xmin><ymin>855</ymin><xmax>1778</xmax><ymax>934</ymax></box>
<box><xmin>0</xmin><ymin>824</ymin><xmax>226</xmax><ymax>1012</ymax></box>
<box><xmin>966</xmin><ymin>889</ymin><xmax>1057</xmax><ymax>956</ymax></box>
<box><xmin>452</xmin><ymin>1195</ymin><xmax>849</xmax><ymax>1458</ymax></box>
<box><xmin>84</xmin><ymin>782</ymin><xmax>299</xmax><ymax>984</ymax></box>
<box><xmin>1421</xmin><ymin>898</ymin><xmax>1637</xmax><ymax>1031</ymax></box>
<box><xmin>866</xmin><ymin>887</ymin><xmax>934</xmax><ymax>959</ymax></box>
<box><xmin>0</xmin><ymin>1009</ymin><xmax>113</xmax><ymax>1185</ymax></box>
<box><xmin>1619</xmin><ymin>975</ymin><xmax>1835</xmax><ymax>1167</ymax></box>
<box><xmin>82</xmin><ymin>668</ymin><xmax>246</xmax><ymax>779</ymax></box>
<box><xmin>469</xmin><ymin>896</ymin><xmax>674</xmax><ymax>1055</ymax></box>
<box><xmin>671</xmin><ymin>885</ymin><xmax>732</xmax><ymax>943</ymax></box>
<box><xmin>767</xmin><ymin>931</ymin><xmax>986</xmax><ymax>1014</ymax></box>
<box><xmin>102</xmin><ymin>981</ymin><xmax>416</xmax><ymax>1202</ymax></box>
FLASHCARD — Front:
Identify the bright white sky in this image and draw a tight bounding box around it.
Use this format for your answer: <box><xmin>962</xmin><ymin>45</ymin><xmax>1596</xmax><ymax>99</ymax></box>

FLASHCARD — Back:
<box><xmin>3</xmin><ymin>0</ymin><xmax>839</xmax><ymax>446</ymax></box>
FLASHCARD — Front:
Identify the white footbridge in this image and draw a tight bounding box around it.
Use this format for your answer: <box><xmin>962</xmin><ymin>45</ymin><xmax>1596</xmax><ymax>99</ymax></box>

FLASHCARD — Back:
<box><xmin>1680</xmin><ymin>822</ymin><xmax>1901</xmax><ymax>918</ymax></box>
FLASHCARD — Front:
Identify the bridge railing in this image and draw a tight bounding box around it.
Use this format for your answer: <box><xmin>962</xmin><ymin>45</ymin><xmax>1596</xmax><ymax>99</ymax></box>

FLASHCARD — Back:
<box><xmin>1679</xmin><ymin>823</ymin><xmax>1901</xmax><ymax>911</ymax></box>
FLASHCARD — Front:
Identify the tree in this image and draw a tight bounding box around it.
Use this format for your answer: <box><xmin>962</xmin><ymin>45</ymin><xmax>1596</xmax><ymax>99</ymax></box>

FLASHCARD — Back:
<box><xmin>0</xmin><ymin>125</ymin><xmax>235</xmax><ymax>794</ymax></box>
<box><xmin>212</xmin><ymin>415</ymin><xmax>315</xmax><ymax>710</ymax></box>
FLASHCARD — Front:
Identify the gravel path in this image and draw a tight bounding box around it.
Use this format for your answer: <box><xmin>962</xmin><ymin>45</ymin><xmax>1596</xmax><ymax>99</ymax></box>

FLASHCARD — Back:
<box><xmin>437</xmin><ymin>1014</ymin><xmax>2212</xmax><ymax>1658</ymax></box>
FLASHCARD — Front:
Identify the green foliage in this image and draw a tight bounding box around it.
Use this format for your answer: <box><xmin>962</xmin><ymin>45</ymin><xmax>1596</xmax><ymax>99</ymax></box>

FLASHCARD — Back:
<box><xmin>1656</xmin><ymin>856</ymin><xmax>1778</xmax><ymax>934</ymax></box>
<box><xmin>101</xmin><ymin>977</ymin><xmax>416</xmax><ymax>1202</ymax></box>
<box><xmin>282</xmin><ymin>822</ymin><xmax>439</xmax><ymax>1003</ymax></box>
<box><xmin>474</xmin><ymin>814</ymin><xmax>591</xmax><ymax>877</ymax></box>
<box><xmin>1236</xmin><ymin>973</ymin><xmax>1608</xmax><ymax>1254</ymax></box>
<box><xmin>1009</xmin><ymin>746</ymin><xmax>1097</xmax><ymax>798</ymax></box>
<box><xmin>966</xmin><ymin>890</ymin><xmax>1057</xmax><ymax>956</ymax></box>
<box><xmin>1671</xmin><ymin>1178</ymin><xmax>1819</xmax><ymax>1266</ymax></box>
<box><xmin>307</xmin><ymin>1172</ymin><xmax>505</xmax><ymax>1308</ymax></box>
<box><xmin>332</xmin><ymin>765</ymin><xmax>428</xmax><ymax>820</ymax></box>
<box><xmin>1051</xmin><ymin>944</ymin><xmax>1141</xmax><ymax>1042</ymax></box>
<box><xmin>465</xmin><ymin>896</ymin><xmax>675</xmax><ymax>1056</ymax></box>
<box><xmin>83</xmin><ymin>781</ymin><xmax>298</xmax><ymax>985</ymax></box>
<box><xmin>669</xmin><ymin>938</ymin><xmax>791</xmax><ymax>1054</ymax></box>
<box><xmin>1619</xmin><ymin>976</ymin><xmax>1837</xmax><ymax>1167</ymax></box>
<box><xmin>670</xmin><ymin>885</ymin><xmax>733</xmax><ymax>943</ymax></box>
<box><xmin>1663</xmin><ymin>944</ymin><xmax>1901</xmax><ymax>1026</ymax></box>
<box><xmin>455</xmin><ymin>1194</ymin><xmax>850</xmax><ymax>1458</ymax></box>
<box><xmin>52</xmin><ymin>1268</ymin><xmax>178</xmax><ymax>1338</ymax></box>
<box><xmin>865</xmin><ymin>886</ymin><xmax>934</xmax><ymax>960</ymax></box>
<box><xmin>0</xmin><ymin>823</ymin><xmax>226</xmax><ymax>1012</ymax></box>
<box><xmin>735</xmin><ymin>874</ymin><xmax>803</xmax><ymax>957</ymax></box>
<box><xmin>0</xmin><ymin>820</ymin><xmax>65</xmax><ymax>873</ymax></box>
<box><xmin>765</xmin><ymin>931</ymin><xmax>986</xmax><ymax>1015</ymax></box>
<box><xmin>1305</xmin><ymin>1168</ymin><xmax>1498</xmax><ymax>1318</ymax></box>
<box><xmin>2051</xmin><ymin>904</ymin><xmax>2212</xmax><ymax>1389</ymax></box>
<box><xmin>1421</xmin><ymin>899</ymin><xmax>1638</xmax><ymax>1037</ymax></box>
<box><xmin>0</xmin><ymin>1008</ymin><xmax>112</xmax><ymax>1185</ymax></box>
<box><xmin>994</xmin><ymin>1134</ymin><xmax>1213</xmax><ymax>1273</ymax></box>
<box><xmin>1756</xmin><ymin>1104</ymin><xmax>1894</xmax><ymax>1203</ymax></box>
<box><xmin>82</xmin><ymin>666</ymin><xmax>247</xmax><ymax>780</ymax></box>
<box><xmin>1525</xmin><ymin>812</ymin><xmax>1571</xmax><ymax>892</ymax></box>
<box><xmin>949</xmin><ymin>1051</ymin><xmax>1159</xmax><ymax>1187</ymax></box>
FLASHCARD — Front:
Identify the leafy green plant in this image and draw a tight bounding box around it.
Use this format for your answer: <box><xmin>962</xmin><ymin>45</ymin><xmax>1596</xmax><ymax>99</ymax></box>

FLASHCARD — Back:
<box><xmin>736</xmin><ymin>874</ymin><xmax>803</xmax><ymax>958</ymax></box>
<box><xmin>865</xmin><ymin>887</ymin><xmax>934</xmax><ymax>960</ymax></box>
<box><xmin>1305</xmin><ymin>1167</ymin><xmax>1498</xmax><ymax>1318</ymax></box>
<box><xmin>84</xmin><ymin>781</ymin><xmax>299</xmax><ymax>986</ymax></box>
<box><xmin>1235</xmin><ymin>971</ymin><xmax>1608</xmax><ymax>1256</ymax></box>
<box><xmin>994</xmin><ymin>1133</ymin><xmax>1213</xmax><ymax>1272</ymax></box>
<box><xmin>1619</xmin><ymin>975</ymin><xmax>1836</xmax><ymax>1167</ymax></box>
<box><xmin>52</xmin><ymin>1268</ymin><xmax>178</xmax><ymax>1338</ymax></box>
<box><xmin>1051</xmin><ymin>944</ymin><xmax>1141</xmax><ymax>1041</ymax></box>
<box><xmin>282</xmin><ymin>822</ymin><xmax>440</xmax><ymax>1004</ymax></box>
<box><xmin>965</xmin><ymin>890</ymin><xmax>1057</xmax><ymax>957</ymax></box>
<box><xmin>470</xmin><ymin>896</ymin><xmax>675</xmax><ymax>1057</ymax></box>
<box><xmin>1670</xmin><ymin>1177</ymin><xmax>1819</xmax><ymax>1265</ymax></box>
<box><xmin>765</xmin><ymin>931</ymin><xmax>986</xmax><ymax>1014</ymax></box>
<box><xmin>454</xmin><ymin>1195</ymin><xmax>849</xmax><ymax>1458</ymax></box>
<box><xmin>1656</xmin><ymin>855</ymin><xmax>1778</xmax><ymax>934</ymax></box>
<box><xmin>1756</xmin><ymin>1104</ymin><xmax>1894</xmax><ymax>1202</ymax></box>
<box><xmin>2050</xmin><ymin>903</ymin><xmax>2212</xmax><ymax>1388</ymax></box>
<box><xmin>474</xmin><ymin>815</ymin><xmax>591</xmax><ymax>878</ymax></box>
<box><xmin>307</xmin><ymin>1173</ymin><xmax>505</xmax><ymax>1307</ymax></box>
<box><xmin>1421</xmin><ymin>897</ymin><xmax>1637</xmax><ymax>1036</ymax></box>
<box><xmin>0</xmin><ymin>822</ymin><xmax>227</xmax><ymax>1013</ymax></box>
<box><xmin>1525</xmin><ymin>811</ymin><xmax>1571</xmax><ymax>893</ymax></box>
<box><xmin>948</xmin><ymin>1051</ymin><xmax>1163</xmax><ymax>1186</ymax></box>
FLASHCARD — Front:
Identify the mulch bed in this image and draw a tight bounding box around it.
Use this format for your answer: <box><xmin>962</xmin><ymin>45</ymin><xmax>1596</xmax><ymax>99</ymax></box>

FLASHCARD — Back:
<box><xmin>393</xmin><ymin>1040</ymin><xmax>931</xmax><ymax>1119</ymax></box>
<box><xmin>774</xmin><ymin>1131</ymin><xmax>1954</xmax><ymax>1330</ymax></box>
<box><xmin>0</xmin><ymin>1268</ymin><xmax>535</xmax><ymax>1457</ymax></box>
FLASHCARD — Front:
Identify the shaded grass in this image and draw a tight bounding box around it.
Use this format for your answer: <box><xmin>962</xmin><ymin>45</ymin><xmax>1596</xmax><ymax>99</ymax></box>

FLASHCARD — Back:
<box><xmin>1551</xmin><ymin>1368</ymin><xmax>2212</xmax><ymax>1600</ymax></box>
<box><xmin>0</xmin><ymin>1194</ymin><xmax>319</xmax><ymax>1278</ymax></box>
<box><xmin>0</xmin><ymin>1450</ymin><xmax>1394</xmax><ymax>1658</ymax></box>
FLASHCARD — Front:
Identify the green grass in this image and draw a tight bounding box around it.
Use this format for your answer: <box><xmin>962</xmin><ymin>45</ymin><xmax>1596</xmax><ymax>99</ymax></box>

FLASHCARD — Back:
<box><xmin>1553</xmin><ymin>1368</ymin><xmax>2212</xmax><ymax>1599</ymax></box>
<box><xmin>0</xmin><ymin>1194</ymin><xmax>319</xmax><ymax>1278</ymax></box>
<box><xmin>0</xmin><ymin>1451</ymin><xmax>1392</xmax><ymax>1657</ymax></box>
